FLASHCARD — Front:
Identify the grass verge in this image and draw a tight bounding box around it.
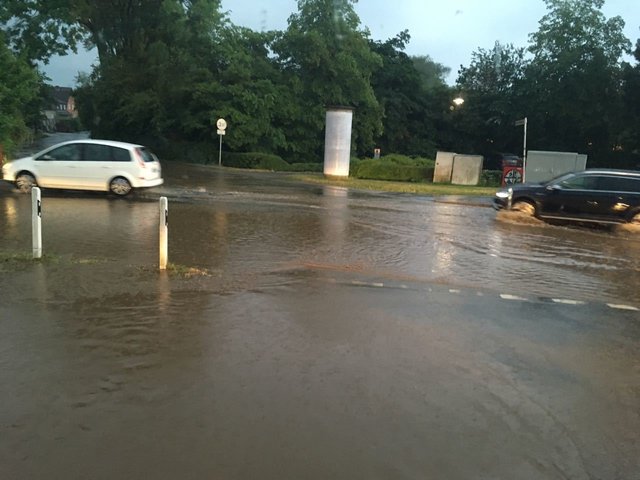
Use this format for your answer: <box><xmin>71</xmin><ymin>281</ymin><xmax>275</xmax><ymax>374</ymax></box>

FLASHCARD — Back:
<box><xmin>0</xmin><ymin>252</ymin><xmax>60</xmax><ymax>264</ymax></box>
<box><xmin>288</xmin><ymin>173</ymin><xmax>498</xmax><ymax>196</ymax></box>
<box><xmin>166</xmin><ymin>263</ymin><xmax>210</xmax><ymax>278</ymax></box>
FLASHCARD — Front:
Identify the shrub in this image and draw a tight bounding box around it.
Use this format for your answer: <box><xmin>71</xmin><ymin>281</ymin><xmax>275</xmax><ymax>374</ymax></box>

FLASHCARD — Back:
<box><xmin>284</xmin><ymin>162</ymin><xmax>323</xmax><ymax>172</ymax></box>
<box><xmin>55</xmin><ymin>117</ymin><xmax>83</xmax><ymax>133</ymax></box>
<box><xmin>157</xmin><ymin>141</ymin><xmax>214</xmax><ymax>164</ymax></box>
<box><xmin>352</xmin><ymin>159</ymin><xmax>434</xmax><ymax>182</ymax></box>
<box><xmin>223</xmin><ymin>152</ymin><xmax>290</xmax><ymax>170</ymax></box>
<box><xmin>480</xmin><ymin>170</ymin><xmax>502</xmax><ymax>187</ymax></box>
<box><xmin>380</xmin><ymin>154</ymin><xmax>435</xmax><ymax>167</ymax></box>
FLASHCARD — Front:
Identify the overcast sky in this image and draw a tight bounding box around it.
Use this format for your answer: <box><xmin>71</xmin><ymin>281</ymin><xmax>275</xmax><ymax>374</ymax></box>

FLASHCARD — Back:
<box><xmin>42</xmin><ymin>0</ymin><xmax>640</xmax><ymax>87</ymax></box>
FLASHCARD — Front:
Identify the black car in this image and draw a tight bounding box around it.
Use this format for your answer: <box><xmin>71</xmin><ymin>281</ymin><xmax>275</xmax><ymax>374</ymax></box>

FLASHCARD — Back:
<box><xmin>493</xmin><ymin>169</ymin><xmax>640</xmax><ymax>225</ymax></box>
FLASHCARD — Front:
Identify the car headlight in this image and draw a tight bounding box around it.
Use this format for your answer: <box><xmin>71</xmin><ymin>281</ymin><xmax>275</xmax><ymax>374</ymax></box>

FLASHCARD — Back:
<box><xmin>495</xmin><ymin>191</ymin><xmax>511</xmax><ymax>199</ymax></box>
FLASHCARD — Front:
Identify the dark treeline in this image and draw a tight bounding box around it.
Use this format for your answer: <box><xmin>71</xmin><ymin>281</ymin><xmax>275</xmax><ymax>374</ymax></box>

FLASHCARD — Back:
<box><xmin>1</xmin><ymin>0</ymin><xmax>639</xmax><ymax>167</ymax></box>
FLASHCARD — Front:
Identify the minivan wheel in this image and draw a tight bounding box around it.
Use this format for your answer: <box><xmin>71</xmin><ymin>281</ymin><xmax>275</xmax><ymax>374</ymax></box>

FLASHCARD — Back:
<box><xmin>16</xmin><ymin>173</ymin><xmax>36</xmax><ymax>193</ymax></box>
<box><xmin>110</xmin><ymin>177</ymin><xmax>132</xmax><ymax>196</ymax></box>
<box><xmin>512</xmin><ymin>201</ymin><xmax>536</xmax><ymax>216</ymax></box>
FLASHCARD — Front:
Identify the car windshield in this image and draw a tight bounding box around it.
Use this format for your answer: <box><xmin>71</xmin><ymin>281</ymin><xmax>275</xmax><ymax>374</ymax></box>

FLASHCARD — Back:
<box><xmin>544</xmin><ymin>172</ymin><xmax>577</xmax><ymax>186</ymax></box>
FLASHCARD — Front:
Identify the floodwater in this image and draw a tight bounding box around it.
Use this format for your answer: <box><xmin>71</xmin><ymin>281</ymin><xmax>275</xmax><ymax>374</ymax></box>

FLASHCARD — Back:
<box><xmin>1</xmin><ymin>149</ymin><xmax>639</xmax><ymax>479</ymax></box>
<box><xmin>3</xmin><ymin>159</ymin><xmax>639</xmax><ymax>305</ymax></box>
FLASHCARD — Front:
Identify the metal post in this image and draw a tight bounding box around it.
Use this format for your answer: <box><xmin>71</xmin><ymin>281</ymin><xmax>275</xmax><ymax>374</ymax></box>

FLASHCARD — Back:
<box><xmin>522</xmin><ymin>117</ymin><xmax>528</xmax><ymax>183</ymax></box>
<box><xmin>159</xmin><ymin>197</ymin><xmax>168</xmax><ymax>270</ymax></box>
<box><xmin>32</xmin><ymin>187</ymin><xmax>42</xmax><ymax>259</ymax></box>
<box><xmin>218</xmin><ymin>134</ymin><xmax>223</xmax><ymax>166</ymax></box>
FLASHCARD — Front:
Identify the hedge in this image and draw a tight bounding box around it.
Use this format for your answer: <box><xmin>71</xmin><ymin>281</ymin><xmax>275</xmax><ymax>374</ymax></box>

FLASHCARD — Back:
<box><xmin>350</xmin><ymin>158</ymin><xmax>435</xmax><ymax>182</ymax></box>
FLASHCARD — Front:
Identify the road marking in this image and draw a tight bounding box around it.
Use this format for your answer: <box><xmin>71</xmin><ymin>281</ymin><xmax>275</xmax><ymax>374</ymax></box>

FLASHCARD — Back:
<box><xmin>500</xmin><ymin>294</ymin><xmax>529</xmax><ymax>301</ymax></box>
<box><xmin>336</xmin><ymin>278</ymin><xmax>638</xmax><ymax>311</ymax></box>
<box><xmin>552</xmin><ymin>299</ymin><xmax>586</xmax><ymax>305</ymax></box>
<box><xmin>606</xmin><ymin>303</ymin><xmax>639</xmax><ymax>311</ymax></box>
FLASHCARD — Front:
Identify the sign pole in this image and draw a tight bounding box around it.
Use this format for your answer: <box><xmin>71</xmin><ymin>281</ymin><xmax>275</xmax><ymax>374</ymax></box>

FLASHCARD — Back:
<box><xmin>215</xmin><ymin>118</ymin><xmax>227</xmax><ymax>167</ymax></box>
<box><xmin>515</xmin><ymin>117</ymin><xmax>528</xmax><ymax>183</ymax></box>
<box><xmin>523</xmin><ymin>117</ymin><xmax>528</xmax><ymax>183</ymax></box>
<box><xmin>159</xmin><ymin>197</ymin><xmax>168</xmax><ymax>270</ymax></box>
<box><xmin>32</xmin><ymin>187</ymin><xmax>42</xmax><ymax>259</ymax></box>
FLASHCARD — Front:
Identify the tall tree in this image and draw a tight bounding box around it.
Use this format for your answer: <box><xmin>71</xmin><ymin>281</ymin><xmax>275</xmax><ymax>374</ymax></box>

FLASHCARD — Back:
<box><xmin>526</xmin><ymin>0</ymin><xmax>631</xmax><ymax>156</ymax></box>
<box><xmin>0</xmin><ymin>32</ymin><xmax>44</xmax><ymax>155</ymax></box>
<box><xmin>370</xmin><ymin>31</ymin><xmax>449</xmax><ymax>157</ymax></box>
<box><xmin>454</xmin><ymin>42</ymin><xmax>529</xmax><ymax>156</ymax></box>
<box><xmin>273</xmin><ymin>0</ymin><xmax>382</xmax><ymax>160</ymax></box>
<box><xmin>411</xmin><ymin>55</ymin><xmax>450</xmax><ymax>92</ymax></box>
<box><xmin>619</xmin><ymin>38</ymin><xmax>640</xmax><ymax>157</ymax></box>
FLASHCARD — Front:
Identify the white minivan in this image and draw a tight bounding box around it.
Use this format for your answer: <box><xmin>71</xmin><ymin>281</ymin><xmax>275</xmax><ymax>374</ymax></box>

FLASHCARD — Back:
<box><xmin>1</xmin><ymin>139</ymin><xmax>164</xmax><ymax>196</ymax></box>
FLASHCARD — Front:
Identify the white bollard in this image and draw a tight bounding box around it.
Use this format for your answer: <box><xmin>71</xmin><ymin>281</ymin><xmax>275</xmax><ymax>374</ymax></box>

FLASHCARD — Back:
<box><xmin>159</xmin><ymin>196</ymin><xmax>168</xmax><ymax>270</ymax></box>
<box><xmin>32</xmin><ymin>187</ymin><xmax>42</xmax><ymax>259</ymax></box>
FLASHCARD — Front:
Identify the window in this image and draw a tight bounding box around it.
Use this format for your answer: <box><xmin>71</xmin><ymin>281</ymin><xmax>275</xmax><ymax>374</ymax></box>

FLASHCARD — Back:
<box><xmin>136</xmin><ymin>147</ymin><xmax>157</xmax><ymax>163</ymax></box>
<box><xmin>83</xmin><ymin>144</ymin><xmax>112</xmax><ymax>162</ymax></box>
<box><xmin>560</xmin><ymin>175</ymin><xmax>598</xmax><ymax>190</ymax></box>
<box><xmin>40</xmin><ymin>144</ymin><xmax>81</xmax><ymax>161</ymax></box>
<box><xmin>597</xmin><ymin>176</ymin><xmax>640</xmax><ymax>193</ymax></box>
<box><xmin>113</xmin><ymin>147</ymin><xmax>131</xmax><ymax>162</ymax></box>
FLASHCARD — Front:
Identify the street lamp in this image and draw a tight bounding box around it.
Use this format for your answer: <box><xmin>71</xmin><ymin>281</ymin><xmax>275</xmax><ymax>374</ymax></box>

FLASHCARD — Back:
<box><xmin>452</xmin><ymin>97</ymin><xmax>464</xmax><ymax>107</ymax></box>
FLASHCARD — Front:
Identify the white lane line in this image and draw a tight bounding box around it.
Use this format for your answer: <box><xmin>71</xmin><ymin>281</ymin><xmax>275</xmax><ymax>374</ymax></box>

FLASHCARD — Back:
<box><xmin>552</xmin><ymin>299</ymin><xmax>586</xmax><ymax>306</ymax></box>
<box><xmin>606</xmin><ymin>304</ymin><xmax>639</xmax><ymax>311</ymax></box>
<box><xmin>449</xmin><ymin>289</ymin><xmax>461</xmax><ymax>294</ymax></box>
<box><xmin>500</xmin><ymin>294</ymin><xmax>529</xmax><ymax>301</ymax></box>
<box><xmin>351</xmin><ymin>281</ymin><xmax>384</xmax><ymax>288</ymax></box>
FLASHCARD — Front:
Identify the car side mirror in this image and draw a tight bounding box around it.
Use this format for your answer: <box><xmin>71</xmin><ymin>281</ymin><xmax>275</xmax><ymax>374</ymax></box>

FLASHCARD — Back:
<box><xmin>40</xmin><ymin>154</ymin><xmax>53</xmax><ymax>161</ymax></box>
<box><xmin>546</xmin><ymin>184</ymin><xmax>561</xmax><ymax>192</ymax></box>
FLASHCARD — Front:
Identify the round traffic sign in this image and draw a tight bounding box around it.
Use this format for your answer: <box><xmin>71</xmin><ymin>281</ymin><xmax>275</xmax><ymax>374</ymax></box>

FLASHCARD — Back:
<box><xmin>216</xmin><ymin>118</ymin><xmax>227</xmax><ymax>130</ymax></box>
<box><xmin>503</xmin><ymin>167</ymin><xmax>523</xmax><ymax>185</ymax></box>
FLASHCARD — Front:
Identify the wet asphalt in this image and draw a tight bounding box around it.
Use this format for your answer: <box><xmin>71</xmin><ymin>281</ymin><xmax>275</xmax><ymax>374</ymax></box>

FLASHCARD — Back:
<box><xmin>1</xmin><ymin>139</ymin><xmax>639</xmax><ymax>479</ymax></box>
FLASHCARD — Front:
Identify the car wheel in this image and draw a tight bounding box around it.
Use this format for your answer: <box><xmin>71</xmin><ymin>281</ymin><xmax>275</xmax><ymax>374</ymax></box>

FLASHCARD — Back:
<box><xmin>110</xmin><ymin>177</ymin><xmax>132</xmax><ymax>196</ymax></box>
<box><xmin>512</xmin><ymin>200</ymin><xmax>536</xmax><ymax>216</ymax></box>
<box><xmin>15</xmin><ymin>173</ymin><xmax>37</xmax><ymax>193</ymax></box>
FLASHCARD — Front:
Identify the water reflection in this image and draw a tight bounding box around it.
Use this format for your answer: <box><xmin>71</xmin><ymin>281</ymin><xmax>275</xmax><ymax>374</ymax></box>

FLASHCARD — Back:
<box><xmin>319</xmin><ymin>185</ymin><xmax>350</xmax><ymax>249</ymax></box>
<box><xmin>1</xmin><ymin>164</ymin><xmax>640</xmax><ymax>305</ymax></box>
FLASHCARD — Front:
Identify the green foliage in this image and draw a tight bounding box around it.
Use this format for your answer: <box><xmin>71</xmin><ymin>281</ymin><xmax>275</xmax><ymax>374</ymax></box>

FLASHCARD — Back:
<box><xmin>156</xmin><ymin>141</ymin><xmax>216</xmax><ymax>164</ymax></box>
<box><xmin>273</xmin><ymin>0</ymin><xmax>383</xmax><ymax>157</ymax></box>
<box><xmin>351</xmin><ymin>158</ymin><xmax>434</xmax><ymax>182</ymax></box>
<box><xmin>479</xmin><ymin>170</ymin><xmax>503</xmax><ymax>187</ymax></box>
<box><xmin>525</xmin><ymin>0</ymin><xmax>631</xmax><ymax>155</ymax></box>
<box><xmin>4</xmin><ymin>0</ymin><xmax>639</xmax><ymax>170</ymax></box>
<box><xmin>55</xmin><ymin>116</ymin><xmax>83</xmax><ymax>132</ymax></box>
<box><xmin>369</xmin><ymin>32</ymin><xmax>446</xmax><ymax>158</ymax></box>
<box><xmin>378</xmin><ymin>154</ymin><xmax>434</xmax><ymax>166</ymax></box>
<box><xmin>284</xmin><ymin>162</ymin><xmax>323</xmax><ymax>172</ymax></box>
<box><xmin>454</xmin><ymin>42</ymin><xmax>529</xmax><ymax>156</ymax></box>
<box><xmin>223</xmin><ymin>152</ymin><xmax>290</xmax><ymax>170</ymax></box>
<box><xmin>0</xmin><ymin>33</ymin><xmax>43</xmax><ymax>155</ymax></box>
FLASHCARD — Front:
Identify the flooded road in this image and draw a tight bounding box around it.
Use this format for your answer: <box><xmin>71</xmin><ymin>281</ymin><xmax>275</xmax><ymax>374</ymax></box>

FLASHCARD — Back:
<box><xmin>1</xmin><ymin>155</ymin><xmax>639</xmax><ymax>479</ymax></box>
